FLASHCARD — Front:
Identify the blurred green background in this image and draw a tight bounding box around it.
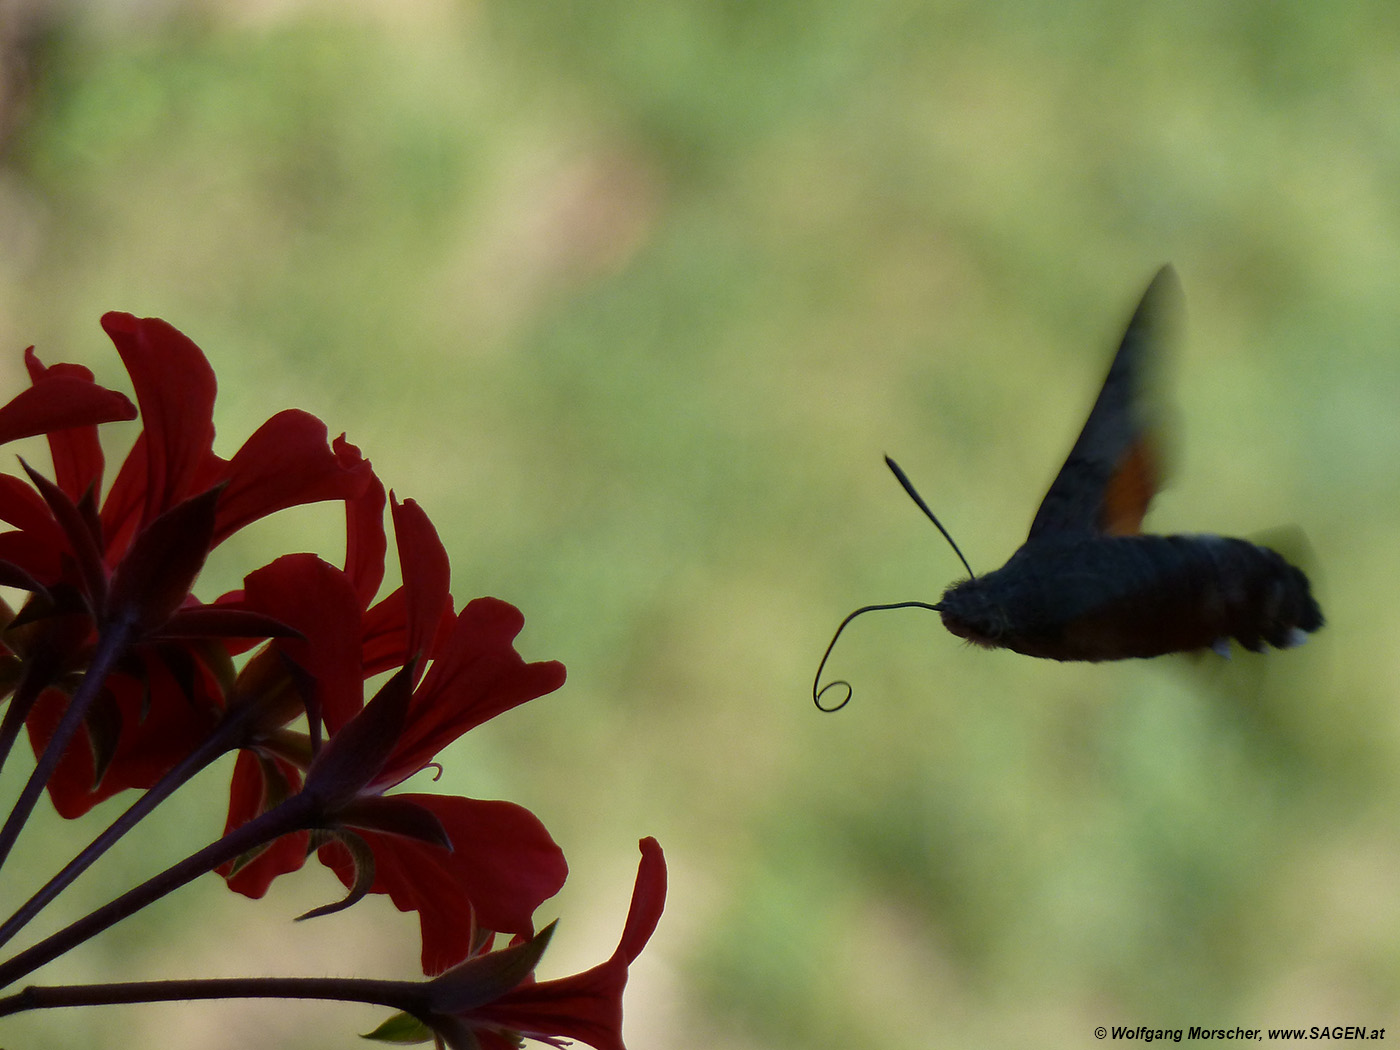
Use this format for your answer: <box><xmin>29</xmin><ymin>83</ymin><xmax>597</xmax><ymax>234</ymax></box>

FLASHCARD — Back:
<box><xmin>1</xmin><ymin>1</ymin><xmax>1398</xmax><ymax>1048</ymax></box>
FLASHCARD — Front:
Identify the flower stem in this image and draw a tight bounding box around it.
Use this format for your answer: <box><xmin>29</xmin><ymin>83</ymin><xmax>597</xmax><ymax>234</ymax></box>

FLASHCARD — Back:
<box><xmin>0</xmin><ymin>973</ymin><xmax>429</xmax><ymax>1019</ymax></box>
<box><xmin>0</xmin><ymin>787</ymin><xmax>320</xmax><ymax>991</ymax></box>
<box><xmin>0</xmin><ymin>616</ymin><xmax>137</xmax><ymax>874</ymax></box>
<box><xmin>0</xmin><ymin>711</ymin><xmax>250</xmax><ymax>951</ymax></box>
<box><xmin>0</xmin><ymin>665</ymin><xmax>49</xmax><ymax>784</ymax></box>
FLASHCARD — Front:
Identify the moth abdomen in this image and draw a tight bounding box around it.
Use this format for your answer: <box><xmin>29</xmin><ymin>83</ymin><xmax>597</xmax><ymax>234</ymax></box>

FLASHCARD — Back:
<box><xmin>1185</xmin><ymin>534</ymin><xmax>1322</xmax><ymax>652</ymax></box>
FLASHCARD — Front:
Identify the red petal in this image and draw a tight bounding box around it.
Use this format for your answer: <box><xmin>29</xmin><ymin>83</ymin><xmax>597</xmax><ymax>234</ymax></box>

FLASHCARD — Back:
<box><xmin>471</xmin><ymin>838</ymin><xmax>666</xmax><ymax>1050</ymax></box>
<box><xmin>100</xmin><ymin>313</ymin><xmax>218</xmax><ymax>529</ymax></box>
<box><xmin>343</xmin><ymin>453</ymin><xmax>387</xmax><ymax>607</ymax></box>
<box><xmin>614</xmin><ymin>837</ymin><xmax>667</xmax><ymax>964</ymax></box>
<box><xmin>0</xmin><ymin>349</ymin><xmax>133</xmax><ymax>498</ymax></box>
<box><xmin>241</xmin><ymin>554</ymin><xmax>364</xmax><ymax>733</ymax></box>
<box><xmin>361</xmin><ymin>586</ymin><xmax>410</xmax><ymax>674</ymax></box>
<box><xmin>0</xmin><ymin>350</ymin><xmax>135</xmax><ymax>437</ymax></box>
<box><xmin>0</xmin><ymin>377</ymin><xmax>133</xmax><ymax>441</ymax></box>
<box><xmin>211</xmin><ymin>410</ymin><xmax>373</xmax><ymax>547</ymax></box>
<box><xmin>360</xmin><ymin>587</ymin><xmax>458</xmax><ymax>678</ymax></box>
<box><xmin>96</xmin><ymin>663</ymin><xmax>220</xmax><ymax>793</ymax></box>
<box><xmin>27</xmin><ymin>656</ymin><xmax>223</xmax><ymax>817</ymax></box>
<box><xmin>382</xmin><ymin>598</ymin><xmax>565</xmax><ymax>784</ymax></box>
<box><xmin>98</xmin><ymin>432</ymin><xmax>149</xmax><ymax>565</ymax></box>
<box><xmin>219</xmin><ymin>750</ymin><xmax>311</xmax><ymax>897</ymax></box>
<box><xmin>391</xmin><ymin>497</ymin><xmax>452</xmax><ymax>688</ymax></box>
<box><xmin>317</xmin><ymin>793</ymin><xmax>568</xmax><ymax>974</ymax></box>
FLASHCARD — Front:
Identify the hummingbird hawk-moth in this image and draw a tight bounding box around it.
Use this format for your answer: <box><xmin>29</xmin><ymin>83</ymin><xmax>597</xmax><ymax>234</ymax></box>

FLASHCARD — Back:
<box><xmin>814</xmin><ymin>265</ymin><xmax>1323</xmax><ymax>711</ymax></box>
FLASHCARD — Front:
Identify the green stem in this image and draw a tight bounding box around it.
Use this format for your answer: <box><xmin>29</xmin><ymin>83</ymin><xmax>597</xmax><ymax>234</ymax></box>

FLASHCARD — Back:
<box><xmin>0</xmin><ymin>973</ymin><xmax>429</xmax><ymax>1019</ymax></box>
<box><xmin>0</xmin><ymin>788</ymin><xmax>320</xmax><ymax>991</ymax></box>
<box><xmin>0</xmin><ymin>616</ymin><xmax>136</xmax><ymax>873</ymax></box>
<box><xmin>0</xmin><ymin>710</ymin><xmax>251</xmax><ymax>951</ymax></box>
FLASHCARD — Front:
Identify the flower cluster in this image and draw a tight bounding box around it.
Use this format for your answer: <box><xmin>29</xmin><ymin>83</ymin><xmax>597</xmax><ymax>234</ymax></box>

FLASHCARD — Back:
<box><xmin>0</xmin><ymin>314</ymin><xmax>665</xmax><ymax>1050</ymax></box>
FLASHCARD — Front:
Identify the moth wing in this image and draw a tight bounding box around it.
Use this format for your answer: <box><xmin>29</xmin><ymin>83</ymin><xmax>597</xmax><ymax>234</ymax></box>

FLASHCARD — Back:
<box><xmin>1026</xmin><ymin>264</ymin><xmax>1181</xmax><ymax>540</ymax></box>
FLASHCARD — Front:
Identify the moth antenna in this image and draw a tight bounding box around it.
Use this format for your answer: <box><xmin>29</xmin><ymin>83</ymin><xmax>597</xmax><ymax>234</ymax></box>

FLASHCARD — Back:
<box><xmin>884</xmin><ymin>455</ymin><xmax>975</xmax><ymax>579</ymax></box>
<box><xmin>813</xmin><ymin>600</ymin><xmax>944</xmax><ymax>712</ymax></box>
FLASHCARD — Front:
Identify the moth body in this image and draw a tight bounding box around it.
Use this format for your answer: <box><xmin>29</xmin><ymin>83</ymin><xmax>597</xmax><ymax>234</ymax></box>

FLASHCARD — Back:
<box><xmin>936</xmin><ymin>532</ymin><xmax>1322</xmax><ymax>661</ymax></box>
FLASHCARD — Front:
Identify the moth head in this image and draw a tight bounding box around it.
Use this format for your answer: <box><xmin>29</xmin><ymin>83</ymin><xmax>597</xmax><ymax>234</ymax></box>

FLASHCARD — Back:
<box><xmin>935</xmin><ymin>578</ymin><xmax>1006</xmax><ymax>649</ymax></box>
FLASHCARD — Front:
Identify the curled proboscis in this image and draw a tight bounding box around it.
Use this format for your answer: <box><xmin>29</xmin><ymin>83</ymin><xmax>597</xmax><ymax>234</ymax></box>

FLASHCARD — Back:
<box><xmin>812</xmin><ymin>601</ymin><xmax>944</xmax><ymax>712</ymax></box>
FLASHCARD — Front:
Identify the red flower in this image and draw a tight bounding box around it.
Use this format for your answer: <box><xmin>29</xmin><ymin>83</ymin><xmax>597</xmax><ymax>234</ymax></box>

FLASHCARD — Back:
<box><xmin>220</xmin><ymin>498</ymin><xmax>569</xmax><ymax>972</ymax></box>
<box><xmin>4</xmin><ymin>314</ymin><xmax>373</xmax><ymax>816</ymax></box>
<box><xmin>404</xmin><ymin>837</ymin><xmax>667</xmax><ymax>1050</ymax></box>
<box><xmin>1</xmin><ymin>314</ymin><xmax>665</xmax><ymax>1050</ymax></box>
<box><xmin>317</xmin><ymin>793</ymin><xmax>566</xmax><ymax>974</ymax></box>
